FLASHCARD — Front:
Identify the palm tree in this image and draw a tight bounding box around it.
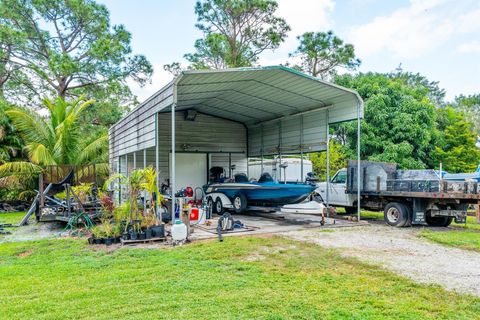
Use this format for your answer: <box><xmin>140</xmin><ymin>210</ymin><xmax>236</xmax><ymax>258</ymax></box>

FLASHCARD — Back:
<box><xmin>0</xmin><ymin>96</ymin><xmax>109</xmax><ymax>178</ymax></box>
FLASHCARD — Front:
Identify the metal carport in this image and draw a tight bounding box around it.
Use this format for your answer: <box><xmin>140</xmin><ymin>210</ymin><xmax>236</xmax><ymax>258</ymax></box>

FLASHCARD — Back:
<box><xmin>109</xmin><ymin>66</ymin><xmax>364</xmax><ymax>220</ymax></box>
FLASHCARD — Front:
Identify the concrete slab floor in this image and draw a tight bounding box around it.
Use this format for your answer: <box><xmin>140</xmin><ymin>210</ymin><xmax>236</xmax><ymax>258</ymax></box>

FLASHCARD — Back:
<box><xmin>185</xmin><ymin>211</ymin><xmax>365</xmax><ymax>241</ymax></box>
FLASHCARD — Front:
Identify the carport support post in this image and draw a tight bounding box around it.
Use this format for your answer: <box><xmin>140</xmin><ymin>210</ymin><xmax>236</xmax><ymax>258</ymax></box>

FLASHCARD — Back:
<box><xmin>326</xmin><ymin>109</ymin><xmax>330</xmax><ymax>216</ymax></box>
<box><xmin>171</xmin><ymin>103</ymin><xmax>176</xmax><ymax>224</ymax></box>
<box><xmin>144</xmin><ymin>148</ymin><xmax>147</xmax><ymax>212</ymax></box>
<box><xmin>357</xmin><ymin>102</ymin><xmax>361</xmax><ymax>222</ymax></box>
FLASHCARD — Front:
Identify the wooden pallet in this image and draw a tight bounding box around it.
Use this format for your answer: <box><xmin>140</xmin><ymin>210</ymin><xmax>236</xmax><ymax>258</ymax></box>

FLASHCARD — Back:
<box><xmin>120</xmin><ymin>236</ymin><xmax>166</xmax><ymax>245</ymax></box>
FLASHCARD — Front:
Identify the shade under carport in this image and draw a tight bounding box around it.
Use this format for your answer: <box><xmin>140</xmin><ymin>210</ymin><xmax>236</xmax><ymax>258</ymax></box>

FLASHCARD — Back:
<box><xmin>108</xmin><ymin>65</ymin><xmax>364</xmax><ymax>222</ymax></box>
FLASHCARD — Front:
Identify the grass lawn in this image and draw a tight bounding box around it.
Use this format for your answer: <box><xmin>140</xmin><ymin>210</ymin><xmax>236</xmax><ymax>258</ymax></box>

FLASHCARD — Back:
<box><xmin>1</xmin><ymin>236</ymin><xmax>479</xmax><ymax>319</ymax></box>
<box><xmin>420</xmin><ymin>229</ymin><xmax>480</xmax><ymax>252</ymax></box>
<box><xmin>0</xmin><ymin>211</ymin><xmax>26</xmax><ymax>225</ymax></box>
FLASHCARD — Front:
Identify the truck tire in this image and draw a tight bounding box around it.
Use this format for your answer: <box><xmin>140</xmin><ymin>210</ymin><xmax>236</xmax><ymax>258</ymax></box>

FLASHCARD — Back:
<box><xmin>426</xmin><ymin>215</ymin><xmax>453</xmax><ymax>227</ymax></box>
<box><xmin>232</xmin><ymin>193</ymin><xmax>247</xmax><ymax>214</ymax></box>
<box><xmin>344</xmin><ymin>206</ymin><xmax>357</xmax><ymax>215</ymax></box>
<box><xmin>384</xmin><ymin>202</ymin><xmax>408</xmax><ymax>227</ymax></box>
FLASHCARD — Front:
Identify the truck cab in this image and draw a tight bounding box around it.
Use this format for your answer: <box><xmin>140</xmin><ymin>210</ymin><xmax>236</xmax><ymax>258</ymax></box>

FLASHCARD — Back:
<box><xmin>316</xmin><ymin>168</ymin><xmax>357</xmax><ymax>213</ymax></box>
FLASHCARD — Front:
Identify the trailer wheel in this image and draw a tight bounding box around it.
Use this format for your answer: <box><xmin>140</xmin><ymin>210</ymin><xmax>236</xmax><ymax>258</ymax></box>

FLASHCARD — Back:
<box><xmin>206</xmin><ymin>196</ymin><xmax>213</xmax><ymax>211</ymax></box>
<box><xmin>426</xmin><ymin>215</ymin><xmax>453</xmax><ymax>227</ymax></box>
<box><xmin>232</xmin><ymin>193</ymin><xmax>247</xmax><ymax>214</ymax></box>
<box><xmin>214</xmin><ymin>197</ymin><xmax>224</xmax><ymax>215</ymax></box>
<box><xmin>384</xmin><ymin>202</ymin><xmax>408</xmax><ymax>227</ymax></box>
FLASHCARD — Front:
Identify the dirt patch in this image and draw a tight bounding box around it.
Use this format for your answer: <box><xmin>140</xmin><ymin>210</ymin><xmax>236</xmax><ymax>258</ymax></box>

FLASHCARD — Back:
<box><xmin>282</xmin><ymin>224</ymin><xmax>480</xmax><ymax>297</ymax></box>
<box><xmin>243</xmin><ymin>244</ymin><xmax>297</xmax><ymax>262</ymax></box>
<box><xmin>17</xmin><ymin>249</ymin><xmax>33</xmax><ymax>258</ymax></box>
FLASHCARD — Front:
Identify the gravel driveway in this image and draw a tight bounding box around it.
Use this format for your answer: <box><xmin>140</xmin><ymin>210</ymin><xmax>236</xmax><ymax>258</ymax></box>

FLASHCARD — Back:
<box><xmin>283</xmin><ymin>224</ymin><xmax>480</xmax><ymax>297</ymax></box>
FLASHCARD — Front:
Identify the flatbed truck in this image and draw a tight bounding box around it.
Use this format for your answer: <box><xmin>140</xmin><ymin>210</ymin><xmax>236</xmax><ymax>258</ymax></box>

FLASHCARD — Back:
<box><xmin>316</xmin><ymin>160</ymin><xmax>480</xmax><ymax>227</ymax></box>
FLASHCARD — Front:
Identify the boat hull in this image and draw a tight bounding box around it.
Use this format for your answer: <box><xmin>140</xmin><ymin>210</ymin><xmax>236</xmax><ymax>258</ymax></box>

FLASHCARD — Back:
<box><xmin>205</xmin><ymin>182</ymin><xmax>316</xmax><ymax>206</ymax></box>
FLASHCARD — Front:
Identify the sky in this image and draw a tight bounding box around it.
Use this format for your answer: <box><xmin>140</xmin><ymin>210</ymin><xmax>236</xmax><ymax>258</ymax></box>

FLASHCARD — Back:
<box><xmin>99</xmin><ymin>0</ymin><xmax>480</xmax><ymax>102</ymax></box>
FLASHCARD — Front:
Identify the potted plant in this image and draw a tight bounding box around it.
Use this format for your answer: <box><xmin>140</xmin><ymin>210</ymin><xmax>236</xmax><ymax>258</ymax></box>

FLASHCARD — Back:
<box><xmin>91</xmin><ymin>225</ymin><xmax>104</xmax><ymax>245</ymax></box>
<box><xmin>113</xmin><ymin>222</ymin><xmax>122</xmax><ymax>243</ymax></box>
<box><xmin>103</xmin><ymin>221</ymin><xmax>114</xmax><ymax>246</ymax></box>
<box><xmin>141</xmin><ymin>167</ymin><xmax>165</xmax><ymax>238</ymax></box>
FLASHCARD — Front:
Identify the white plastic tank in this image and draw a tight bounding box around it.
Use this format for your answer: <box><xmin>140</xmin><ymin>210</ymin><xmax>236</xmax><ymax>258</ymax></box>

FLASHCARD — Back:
<box><xmin>171</xmin><ymin>220</ymin><xmax>187</xmax><ymax>241</ymax></box>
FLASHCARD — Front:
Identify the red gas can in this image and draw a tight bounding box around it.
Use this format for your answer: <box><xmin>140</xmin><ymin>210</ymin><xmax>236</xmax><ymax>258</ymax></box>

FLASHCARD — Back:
<box><xmin>190</xmin><ymin>207</ymin><xmax>199</xmax><ymax>221</ymax></box>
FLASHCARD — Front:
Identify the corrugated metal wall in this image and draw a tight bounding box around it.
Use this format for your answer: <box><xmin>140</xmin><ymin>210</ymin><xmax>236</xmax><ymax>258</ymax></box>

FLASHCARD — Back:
<box><xmin>108</xmin><ymin>85</ymin><xmax>173</xmax><ymax>161</ymax></box>
<box><xmin>156</xmin><ymin>111</ymin><xmax>247</xmax><ymax>184</ymax></box>
<box><xmin>247</xmin><ymin>109</ymin><xmax>328</xmax><ymax>157</ymax></box>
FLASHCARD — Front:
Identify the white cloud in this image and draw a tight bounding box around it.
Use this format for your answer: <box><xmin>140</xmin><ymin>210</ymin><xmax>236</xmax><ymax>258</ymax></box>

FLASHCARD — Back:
<box><xmin>348</xmin><ymin>0</ymin><xmax>480</xmax><ymax>59</ymax></box>
<box><xmin>128</xmin><ymin>62</ymin><xmax>173</xmax><ymax>102</ymax></box>
<box><xmin>458</xmin><ymin>41</ymin><xmax>480</xmax><ymax>54</ymax></box>
<box><xmin>259</xmin><ymin>0</ymin><xmax>335</xmax><ymax>65</ymax></box>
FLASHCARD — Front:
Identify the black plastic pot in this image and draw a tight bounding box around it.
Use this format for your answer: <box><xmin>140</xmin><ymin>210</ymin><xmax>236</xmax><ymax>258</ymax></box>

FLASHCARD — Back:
<box><xmin>122</xmin><ymin>232</ymin><xmax>129</xmax><ymax>240</ymax></box>
<box><xmin>138</xmin><ymin>232</ymin><xmax>146</xmax><ymax>240</ymax></box>
<box><xmin>105</xmin><ymin>238</ymin><xmax>113</xmax><ymax>246</ymax></box>
<box><xmin>145</xmin><ymin>228</ymin><xmax>152</xmax><ymax>239</ymax></box>
<box><xmin>151</xmin><ymin>225</ymin><xmax>165</xmax><ymax>238</ymax></box>
<box><xmin>94</xmin><ymin>238</ymin><xmax>102</xmax><ymax>245</ymax></box>
<box><xmin>129</xmin><ymin>231</ymin><xmax>138</xmax><ymax>240</ymax></box>
<box><xmin>87</xmin><ymin>237</ymin><xmax>94</xmax><ymax>245</ymax></box>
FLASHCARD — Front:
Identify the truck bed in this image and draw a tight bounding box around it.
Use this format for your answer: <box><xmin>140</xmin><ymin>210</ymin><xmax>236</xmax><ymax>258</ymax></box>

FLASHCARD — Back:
<box><xmin>347</xmin><ymin>160</ymin><xmax>480</xmax><ymax>201</ymax></box>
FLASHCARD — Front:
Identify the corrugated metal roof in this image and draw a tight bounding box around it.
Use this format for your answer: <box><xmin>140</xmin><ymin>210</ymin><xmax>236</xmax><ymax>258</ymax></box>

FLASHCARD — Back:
<box><xmin>173</xmin><ymin>66</ymin><xmax>363</xmax><ymax>125</ymax></box>
<box><xmin>109</xmin><ymin>66</ymin><xmax>363</xmax><ymax>158</ymax></box>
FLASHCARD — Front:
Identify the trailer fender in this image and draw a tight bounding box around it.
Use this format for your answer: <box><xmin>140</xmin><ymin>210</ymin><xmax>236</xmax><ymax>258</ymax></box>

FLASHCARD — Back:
<box><xmin>204</xmin><ymin>192</ymin><xmax>233</xmax><ymax>209</ymax></box>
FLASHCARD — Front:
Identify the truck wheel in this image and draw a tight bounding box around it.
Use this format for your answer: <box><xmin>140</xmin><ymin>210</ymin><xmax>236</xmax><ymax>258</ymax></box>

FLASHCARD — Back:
<box><xmin>214</xmin><ymin>197</ymin><xmax>224</xmax><ymax>215</ymax></box>
<box><xmin>384</xmin><ymin>202</ymin><xmax>408</xmax><ymax>227</ymax></box>
<box><xmin>344</xmin><ymin>206</ymin><xmax>357</xmax><ymax>215</ymax></box>
<box><xmin>426</xmin><ymin>215</ymin><xmax>453</xmax><ymax>227</ymax></box>
<box><xmin>232</xmin><ymin>193</ymin><xmax>247</xmax><ymax>214</ymax></box>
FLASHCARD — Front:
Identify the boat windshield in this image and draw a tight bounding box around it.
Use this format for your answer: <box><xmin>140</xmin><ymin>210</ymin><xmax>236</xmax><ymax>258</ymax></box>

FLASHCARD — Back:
<box><xmin>258</xmin><ymin>172</ymin><xmax>275</xmax><ymax>183</ymax></box>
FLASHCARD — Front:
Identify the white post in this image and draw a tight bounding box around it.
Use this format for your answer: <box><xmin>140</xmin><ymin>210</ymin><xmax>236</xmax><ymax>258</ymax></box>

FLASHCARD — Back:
<box><xmin>143</xmin><ymin>148</ymin><xmax>147</xmax><ymax>211</ymax></box>
<box><xmin>171</xmin><ymin>104</ymin><xmax>176</xmax><ymax>224</ymax></box>
<box><xmin>125</xmin><ymin>154</ymin><xmax>128</xmax><ymax>178</ymax></box>
<box><xmin>300</xmin><ymin>115</ymin><xmax>304</xmax><ymax>183</ymax></box>
<box><xmin>155</xmin><ymin>114</ymin><xmax>160</xmax><ymax>214</ymax></box>
<box><xmin>133</xmin><ymin>151</ymin><xmax>137</xmax><ymax>170</ymax></box>
<box><xmin>357</xmin><ymin>102</ymin><xmax>361</xmax><ymax>222</ymax></box>
<box><xmin>326</xmin><ymin>109</ymin><xmax>330</xmax><ymax>217</ymax></box>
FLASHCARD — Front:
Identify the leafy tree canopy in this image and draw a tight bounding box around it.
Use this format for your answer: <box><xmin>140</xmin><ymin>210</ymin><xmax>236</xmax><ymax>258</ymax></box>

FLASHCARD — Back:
<box><xmin>165</xmin><ymin>0</ymin><xmax>290</xmax><ymax>73</ymax></box>
<box><xmin>289</xmin><ymin>31</ymin><xmax>360</xmax><ymax>80</ymax></box>
<box><xmin>334</xmin><ymin>72</ymin><xmax>437</xmax><ymax>169</ymax></box>
<box><xmin>453</xmin><ymin>94</ymin><xmax>480</xmax><ymax>136</ymax></box>
<box><xmin>0</xmin><ymin>99</ymin><xmax>23</xmax><ymax>164</ymax></box>
<box><xmin>433</xmin><ymin>106</ymin><xmax>480</xmax><ymax>173</ymax></box>
<box><xmin>0</xmin><ymin>0</ymin><xmax>152</xmax><ymax>107</ymax></box>
<box><xmin>309</xmin><ymin>139</ymin><xmax>347</xmax><ymax>180</ymax></box>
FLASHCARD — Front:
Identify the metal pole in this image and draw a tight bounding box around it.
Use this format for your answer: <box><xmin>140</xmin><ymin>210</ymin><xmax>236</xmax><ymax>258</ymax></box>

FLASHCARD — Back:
<box><xmin>171</xmin><ymin>104</ymin><xmax>176</xmax><ymax>224</ymax></box>
<box><xmin>125</xmin><ymin>153</ymin><xmax>128</xmax><ymax>177</ymax></box>
<box><xmin>143</xmin><ymin>148</ymin><xmax>147</xmax><ymax>211</ymax></box>
<box><xmin>133</xmin><ymin>151</ymin><xmax>137</xmax><ymax>170</ymax></box>
<box><xmin>357</xmin><ymin>102</ymin><xmax>361</xmax><ymax>222</ymax></box>
<box><xmin>117</xmin><ymin>157</ymin><xmax>121</xmax><ymax>203</ymax></box>
<box><xmin>326</xmin><ymin>109</ymin><xmax>330</xmax><ymax>216</ymax></box>
<box><xmin>260</xmin><ymin>125</ymin><xmax>264</xmax><ymax>175</ymax></box>
<box><xmin>300</xmin><ymin>115</ymin><xmax>304</xmax><ymax>183</ymax></box>
<box><xmin>155</xmin><ymin>114</ymin><xmax>160</xmax><ymax>203</ymax></box>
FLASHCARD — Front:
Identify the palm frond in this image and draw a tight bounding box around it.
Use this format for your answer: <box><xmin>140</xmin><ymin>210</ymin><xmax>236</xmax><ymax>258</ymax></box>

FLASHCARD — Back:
<box><xmin>6</xmin><ymin>108</ymin><xmax>54</xmax><ymax>148</ymax></box>
<box><xmin>0</xmin><ymin>161</ymin><xmax>42</xmax><ymax>178</ymax></box>
<box><xmin>103</xmin><ymin>173</ymin><xmax>127</xmax><ymax>191</ymax></box>
<box><xmin>26</xmin><ymin>143</ymin><xmax>57</xmax><ymax>165</ymax></box>
<box><xmin>76</xmin><ymin>134</ymin><xmax>108</xmax><ymax>164</ymax></box>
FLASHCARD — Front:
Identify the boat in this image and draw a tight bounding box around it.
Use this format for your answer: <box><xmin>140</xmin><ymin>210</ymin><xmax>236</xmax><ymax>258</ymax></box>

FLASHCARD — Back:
<box><xmin>442</xmin><ymin>165</ymin><xmax>480</xmax><ymax>182</ymax></box>
<box><xmin>203</xmin><ymin>172</ymin><xmax>317</xmax><ymax>213</ymax></box>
